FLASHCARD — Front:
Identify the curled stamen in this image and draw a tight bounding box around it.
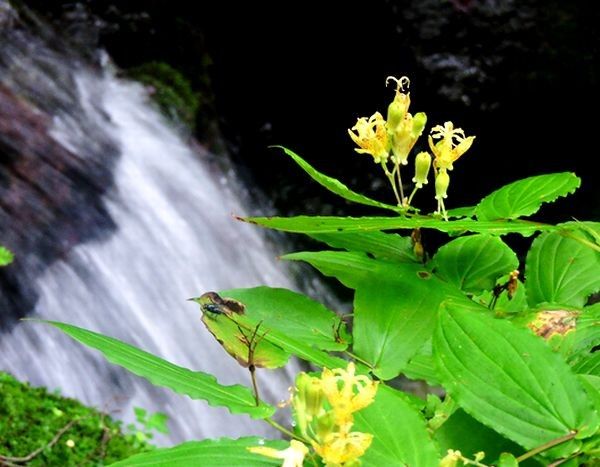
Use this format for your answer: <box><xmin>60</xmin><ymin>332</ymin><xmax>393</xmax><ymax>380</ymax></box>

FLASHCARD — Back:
<box><xmin>386</xmin><ymin>75</ymin><xmax>410</xmax><ymax>92</ymax></box>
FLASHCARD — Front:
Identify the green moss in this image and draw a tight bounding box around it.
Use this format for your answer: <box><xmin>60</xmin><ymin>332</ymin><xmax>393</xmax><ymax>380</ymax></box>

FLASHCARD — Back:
<box><xmin>128</xmin><ymin>62</ymin><xmax>200</xmax><ymax>130</ymax></box>
<box><xmin>0</xmin><ymin>372</ymin><xmax>151</xmax><ymax>465</ymax></box>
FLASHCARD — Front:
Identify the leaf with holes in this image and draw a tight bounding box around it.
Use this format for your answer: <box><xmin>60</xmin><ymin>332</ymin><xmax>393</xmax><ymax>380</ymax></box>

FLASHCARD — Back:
<box><xmin>475</xmin><ymin>172</ymin><xmax>580</xmax><ymax>220</ymax></box>
<box><xmin>525</xmin><ymin>231</ymin><xmax>600</xmax><ymax>307</ymax></box>
<box><xmin>241</xmin><ymin>215</ymin><xmax>552</xmax><ymax>236</ymax></box>
<box><xmin>434</xmin><ymin>303</ymin><xmax>599</xmax><ymax>456</ymax></box>
<box><xmin>432</xmin><ymin>234</ymin><xmax>519</xmax><ymax>294</ymax></box>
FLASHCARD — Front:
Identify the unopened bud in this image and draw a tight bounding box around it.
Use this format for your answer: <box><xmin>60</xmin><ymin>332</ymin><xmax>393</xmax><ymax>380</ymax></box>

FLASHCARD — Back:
<box><xmin>295</xmin><ymin>373</ymin><xmax>324</xmax><ymax>418</ymax></box>
<box><xmin>412</xmin><ymin>152</ymin><xmax>431</xmax><ymax>188</ymax></box>
<box><xmin>411</xmin><ymin>112</ymin><xmax>427</xmax><ymax>138</ymax></box>
<box><xmin>315</xmin><ymin>411</ymin><xmax>336</xmax><ymax>440</ymax></box>
<box><xmin>435</xmin><ymin>169</ymin><xmax>450</xmax><ymax>200</ymax></box>
<box><xmin>386</xmin><ymin>92</ymin><xmax>410</xmax><ymax>130</ymax></box>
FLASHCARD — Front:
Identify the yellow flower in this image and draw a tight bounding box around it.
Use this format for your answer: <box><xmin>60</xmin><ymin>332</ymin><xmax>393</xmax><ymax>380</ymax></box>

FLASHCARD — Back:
<box><xmin>348</xmin><ymin>112</ymin><xmax>390</xmax><ymax>163</ymax></box>
<box><xmin>385</xmin><ymin>76</ymin><xmax>427</xmax><ymax>166</ymax></box>
<box><xmin>428</xmin><ymin>121</ymin><xmax>475</xmax><ymax>171</ymax></box>
<box><xmin>321</xmin><ymin>362</ymin><xmax>378</xmax><ymax>425</ymax></box>
<box><xmin>312</xmin><ymin>426</ymin><xmax>373</xmax><ymax>466</ymax></box>
<box><xmin>248</xmin><ymin>440</ymin><xmax>309</xmax><ymax>467</ymax></box>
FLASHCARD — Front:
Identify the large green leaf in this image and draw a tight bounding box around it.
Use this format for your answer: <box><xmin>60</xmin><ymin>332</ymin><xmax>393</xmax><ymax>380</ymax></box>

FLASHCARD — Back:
<box><xmin>276</xmin><ymin>146</ymin><xmax>402</xmax><ymax>212</ymax></box>
<box><xmin>354</xmin><ymin>386</ymin><xmax>439</xmax><ymax>467</ymax></box>
<box><xmin>283</xmin><ymin>251</ymin><xmax>388</xmax><ymax>289</ymax></box>
<box><xmin>525</xmin><ymin>231</ymin><xmax>600</xmax><ymax>307</ymax></box>
<box><xmin>475</xmin><ymin>172</ymin><xmax>581</xmax><ymax>221</ymax></box>
<box><xmin>242</xmin><ymin>215</ymin><xmax>553</xmax><ymax>236</ymax></box>
<box><xmin>434</xmin><ymin>409</ymin><xmax>529</xmax><ymax>464</ymax></box>
<box><xmin>432</xmin><ymin>234</ymin><xmax>519</xmax><ymax>294</ymax></box>
<box><xmin>354</xmin><ymin>269</ymin><xmax>453</xmax><ymax>380</ymax></box>
<box><xmin>221</xmin><ymin>287</ymin><xmax>348</xmax><ymax>351</ymax></box>
<box><xmin>39</xmin><ymin>321</ymin><xmax>274</xmax><ymax>419</ymax></box>
<box><xmin>434</xmin><ymin>304</ymin><xmax>599</xmax><ymax>454</ymax></box>
<box><xmin>309</xmin><ymin>231</ymin><xmax>417</xmax><ymax>263</ymax></box>
<box><xmin>110</xmin><ymin>437</ymin><xmax>286</xmax><ymax>466</ymax></box>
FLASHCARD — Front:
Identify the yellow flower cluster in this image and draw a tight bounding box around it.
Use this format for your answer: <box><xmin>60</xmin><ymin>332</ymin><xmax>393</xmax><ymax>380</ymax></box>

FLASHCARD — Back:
<box><xmin>347</xmin><ymin>76</ymin><xmax>476</xmax><ymax>217</ymax></box>
<box><xmin>249</xmin><ymin>362</ymin><xmax>378</xmax><ymax>467</ymax></box>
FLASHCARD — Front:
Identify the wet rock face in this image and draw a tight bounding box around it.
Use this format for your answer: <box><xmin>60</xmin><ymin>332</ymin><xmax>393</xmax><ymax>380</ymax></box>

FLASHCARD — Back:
<box><xmin>0</xmin><ymin>11</ymin><xmax>118</xmax><ymax>323</ymax></box>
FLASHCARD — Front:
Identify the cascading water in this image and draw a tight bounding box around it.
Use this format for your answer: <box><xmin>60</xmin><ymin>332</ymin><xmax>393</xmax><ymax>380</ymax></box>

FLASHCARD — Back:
<box><xmin>0</xmin><ymin>6</ymin><xmax>317</xmax><ymax>444</ymax></box>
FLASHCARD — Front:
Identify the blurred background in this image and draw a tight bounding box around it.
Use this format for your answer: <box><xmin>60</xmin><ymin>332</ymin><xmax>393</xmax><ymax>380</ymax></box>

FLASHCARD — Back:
<box><xmin>1</xmin><ymin>0</ymin><xmax>598</xmax><ymax>445</ymax></box>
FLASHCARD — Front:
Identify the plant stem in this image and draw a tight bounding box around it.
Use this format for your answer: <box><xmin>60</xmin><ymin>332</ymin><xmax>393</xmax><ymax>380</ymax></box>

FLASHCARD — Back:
<box><xmin>264</xmin><ymin>418</ymin><xmax>301</xmax><ymax>440</ymax></box>
<box><xmin>406</xmin><ymin>186</ymin><xmax>420</xmax><ymax>207</ymax></box>
<box><xmin>382</xmin><ymin>162</ymin><xmax>402</xmax><ymax>206</ymax></box>
<box><xmin>394</xmin><ymin>161</ymin><xmax>406</xmax><ymax>204</ymax></box>
<box><xmin>343</xmin><ymin>350</ymin><xmax>373</xmax><ymax>368</ymax></box>
<box><xmin>516</xmin><ymin>432</ymin><xmax>577</xmax><ymax>463</ymax></box>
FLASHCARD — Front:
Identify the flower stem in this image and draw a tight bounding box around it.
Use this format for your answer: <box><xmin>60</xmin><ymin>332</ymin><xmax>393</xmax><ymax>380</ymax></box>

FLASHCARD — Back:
<box><xmin>406</xmin><ymin>186</ymin><xmax>420</xmax><ymax>207</ymax></box>
<box><xmin>264</xmin><ymin>418</ymin><xmax>301</xmax><ymax>441</ymax></box>
<box><xmin>381</xmin><ymin>161</ymin><xmax>402</xmax><ymax>206</ymax></box>
<box><xmin>395</xmin><ymin>162</ymin><xmax>406</xmax><ymax>204</ymax></box>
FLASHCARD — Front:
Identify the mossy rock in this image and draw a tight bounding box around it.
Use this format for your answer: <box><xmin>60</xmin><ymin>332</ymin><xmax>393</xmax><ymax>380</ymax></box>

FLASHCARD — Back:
<box><xmin>128</xmin><ymin>61</ymin><xmax>200</xmax><ymax>130</ymax></box>
<box><xmin>0</xmin><ymin>372</ymin><xmax>151</xmax><ymax>465</ymax></box>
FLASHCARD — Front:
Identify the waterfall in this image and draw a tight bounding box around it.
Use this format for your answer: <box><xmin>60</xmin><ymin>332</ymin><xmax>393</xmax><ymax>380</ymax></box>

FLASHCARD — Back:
<box><xmin>0</xmin><ymin>8</ymin><xmax>313</xmax><ymax>445</ymax></box>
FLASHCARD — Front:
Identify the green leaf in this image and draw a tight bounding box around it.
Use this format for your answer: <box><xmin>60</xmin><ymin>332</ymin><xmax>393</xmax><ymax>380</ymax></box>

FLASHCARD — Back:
<box><xmin>475</xmin><ymin>172</ymin><xmax>581</xmax><ymax>221</ymax></box>
<box><xmin>283</xmin><ymin>251</ymin><xmax>389</xmax><ymax>289</ymax></box>
<box><xmin>201</xmin><ymin>312</ymin><xmax>290</xmax><ymax>369</ymax></box>
<box><xmin>354</xmin><ymin>266</ymin><xmax>458</xmax><ymax>380</ymax></box>
<box><xmin>110</xmin><ymin>437</ymin><xmax>286</xmax><ymax>466</ymax></box>
<box><xmin>445</xmin><ymin>205</ymin><xmax>476</xmax><ymax>219</ymax></box>
<box><xmin>525</xmin><ymin>231</ymin><xmax>600</xmax><ymax>307</ymax></box>
<box><xmin>309</xmin><ymin>231</ymin><xmax>417</xmax><ymax>263</ymax></box>
<box><xmin>432</xmin><ymin>234</ymin><xmax>519</xmax><ymax>294</ymax></box>
<box><xmin>242</xmin><ymin>215</ymin><xmax>553</xmax><ymax>236</ymax></box>
<box><xmin>578</xmin><ymin>375</ymin><xmax>600</xmax><ymax>413</ymax></box>
<box><xmin>404</xmin><ymin>353</ymin><xmax>441</xmax><ymax>386</ymax></box>
<box><xmin>221</xmin><ymin>287</ymin><xmax>348</xmax><ymax>352</ymax></box>
<box><xmin>39</xmin><ymin>321</ymin><xmax>274</xmax><ymax>419</ymax></box>
<box><xmin>0</xmin><ymin>246</ymin><xmax>14</xmax><ymax>266</ymax></box>
<box><xmin>276</xmin><ymin>146</ymin><xmax>402</xmax><ymax>212</ymax></box>
<box><xmin>434</xmin><ymin>303</ymin><xmax>599</xmax><ymax>453</ymax></box>
<box><xmin>573</xmin><ymin>351</ymin><xmax>600</xmax><ymax>377</ymax></box>
<box><xmin>434</xmin><ymin>409</ymin><xmax>527</xmax><ymax>464</ymax></box>
<box><xmin>497</xmin><ymin>453</ymin><xmax>519</xmax><ymax>467</ymax></box>
<box><xmin>354</xmin><ymin>386</ymin><xmax>440</xmax><ymax>467</ymax></box>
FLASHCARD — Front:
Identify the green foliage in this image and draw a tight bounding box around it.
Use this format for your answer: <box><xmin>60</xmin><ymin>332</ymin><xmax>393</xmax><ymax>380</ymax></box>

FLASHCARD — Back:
<box><xmin>37</xmin><ymin>80</ymin><xmax>600</xmax><ymax>466</ymax></box>
<box><xmin>110</xmin><ymin>438</ymin><xmax>287</xmax><ymax>466</ymax></box>
<box><xmin>0</xmin><ymin>372</ymin><xmax>150</xmax><ymax>465</ymax></box>
<box><xmin>128</xmin><ymin>62</ymin><xmax>199</xmax><ymax>129</ymax></box>
<box><xmin>40</xmin><ymin>320</ymin><xmax>275</xmax><ymax>419</ymax></box>
<box><xmin>0</xmin><ymin>245</ymin><xmax>13</xmax><ymax>266</ymax></box>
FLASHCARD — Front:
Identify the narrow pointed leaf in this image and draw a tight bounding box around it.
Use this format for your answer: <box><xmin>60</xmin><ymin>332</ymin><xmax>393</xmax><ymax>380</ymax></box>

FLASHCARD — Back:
<box><xmin>475</xmin><ymin>172</ymin><xmax>581</xmax><ymax>221</ymax></box>
<box><xmin>354</xmin><ymin>386</ymin><xmax>440</xmax><ymax>467</ymax></box>
<box><xmin>434</xmin><ymin>304</ymin><xmax>599</xmax><ymax>452</ymax></box>
<box><xmin>276</xmin><ymin>146</ymin><xmax>402</xmax><ymax>212</ymax></box>
<box><xmin>309</xmin><ymin>231</ymin><xmax>417</xmax><ymax>262</ymax></box>
<box><xmin>525</xmin><ymin>231</ymin><xmax>600</xmax><ymax>307</ymax></box>
<box><xmin>110</xmin><ymin>437</ymin><xmax>286</xmax><ymax>466</ymax></box>
<box><xmin>432</xmin><ymin>234</ymin><xmax>519</xmax><ymax>293</ymax></box>
<box><xmin>39</xmin><ymin>321</ymin><xmax>274</xmax><ymax>419</ymax></box>
<box><xmin>573</xmin><ymin>351</ymin><xmax>600</xmax><ymax>377</ymax></box>
<box><xmin>242</xmin><ymin>215</ymin><xmax>552</xmax><ymax>236</ymax></box>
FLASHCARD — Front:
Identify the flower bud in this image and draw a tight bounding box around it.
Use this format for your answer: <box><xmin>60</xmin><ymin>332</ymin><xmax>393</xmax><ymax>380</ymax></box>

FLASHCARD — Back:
<box><xmin>315</xmin><ymin>411</ymin><xmax>337</xmax><ymax>440</ymax></box>
<box><xmin>412</xmin><ymin>151</ymin><xmax>431</xmax><ymax>188</ymax></box>
<box><xmin>411</xmin><ymin>112</ymin><xmax>427</xmax><ymax>138</ymax></box>
<box><xmin>386</xmin><ymin>92</ymin><xmax>410</xmax><ymax>130</ymax></box>
<box><xmin>294</xmin><ymin>373</ymin><xmax>324</xmax><ymax>418</ymax></box>
<box><xmin>435</xmin><ymin>169</ymin><xmax>450</xmax><ymax>200</ymax></box>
